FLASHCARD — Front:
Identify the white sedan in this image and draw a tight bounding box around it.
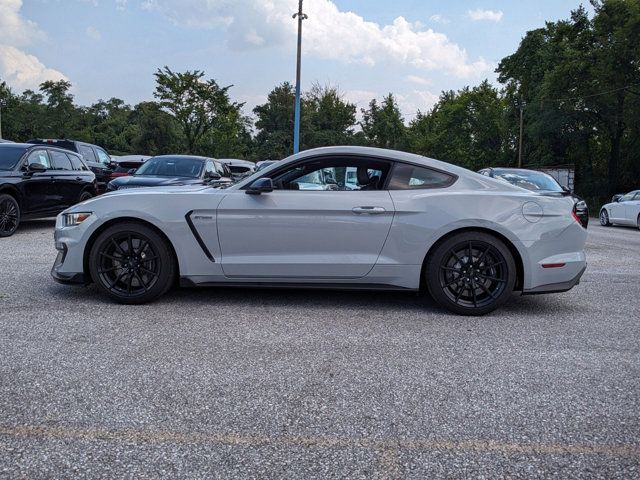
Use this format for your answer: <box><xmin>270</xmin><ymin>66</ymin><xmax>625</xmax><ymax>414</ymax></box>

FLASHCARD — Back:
<box><xmin>51</xmin><ymin>146</ymin><xmax>587</xmax><ymax>316</ymax></box>
<box><xmin>599</xmin><ymin>190</ymin><xmax>640</xmax><ymax>229</ymax></box>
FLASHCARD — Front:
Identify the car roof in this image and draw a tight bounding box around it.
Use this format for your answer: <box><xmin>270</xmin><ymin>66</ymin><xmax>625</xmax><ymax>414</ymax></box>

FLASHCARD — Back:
<box><xmin>150</xmin><ymin>155</ymin><xmax>211</xmax><ymax>161</ymax></box>
<box><xmin>233</xmin><ymin>146</ymin><xmax>525</xmax><ymax>193</ymax></box>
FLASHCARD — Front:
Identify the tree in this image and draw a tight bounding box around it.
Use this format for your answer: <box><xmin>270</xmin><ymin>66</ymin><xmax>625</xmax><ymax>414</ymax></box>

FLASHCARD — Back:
<box><xmin>407</xmin><ymin>81</ymin><xmax>509</xmax><ymax>170</ymax></box>
<box><xmin>360</xmin><ymin>94</ymin><xmax>406</xmax><ymax>149</ymax></box>
<box><xmin>304</xmin><ymin>83</ymin><xmax>357</xmax><ymax>148</ymax></box>
<box><xmin>154</xmin><ymin>66</ymin><xmax>244</xmax><ymax>154</ymax></box>
<box><xmin>497</xmin><ymin>1</ymin><xmax>640</xmax><ymax>198</ymax></box>
<box><xmin>253</xmin><ymin>82</ymin><xmax>297</xmax><ymax>159</ymax></box>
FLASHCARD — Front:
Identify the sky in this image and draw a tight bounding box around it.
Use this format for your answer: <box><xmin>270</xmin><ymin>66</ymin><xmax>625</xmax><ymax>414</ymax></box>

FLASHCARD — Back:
<box><xmin>1</xmin><ymin>0</ymin><xmax>592</xmax><ymax>121</ymax></box>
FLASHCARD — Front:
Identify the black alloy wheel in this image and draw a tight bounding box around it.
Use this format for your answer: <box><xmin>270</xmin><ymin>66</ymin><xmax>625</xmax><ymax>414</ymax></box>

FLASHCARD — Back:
<box><xmin>600</xmin><ymin>209</ymin><xmax>610</xmax><ymax>226</ymax></box>
<box><xmin>79</xmin><ymin>191</ymin><xmax>93</xmax><ymax>203</ymax></box>
<box><xmin>89</xmin><ymin>222</ymin><xmax>175</xmax><ymax>304</ymax></box>
<box><xmin>425</xmin><ymin>232</ymin><xmax>516</xmax><ymax>315</ymax></box>
<box><xmin>0</xmin><ymin>194</ymin><xmax>20</xmax><ymax>238</ymax></box>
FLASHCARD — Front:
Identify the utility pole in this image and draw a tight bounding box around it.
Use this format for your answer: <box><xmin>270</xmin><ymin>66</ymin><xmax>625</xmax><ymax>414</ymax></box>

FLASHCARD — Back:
<box><xmin>517</xmin><ymin>98</ymin><xmax>525</xmax><ymax>168</ymax></box>
<box><xmin>293</xmin><ymin>0</ymin><xmax>307</xmax><ymax>154</ymax></box>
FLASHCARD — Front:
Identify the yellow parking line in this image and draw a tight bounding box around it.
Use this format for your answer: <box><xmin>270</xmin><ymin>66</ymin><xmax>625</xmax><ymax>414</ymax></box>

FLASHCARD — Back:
<box><xmin>1</xmin><ymin>425</ymin><xmax>638</xmax><ymax>458</ymax></box>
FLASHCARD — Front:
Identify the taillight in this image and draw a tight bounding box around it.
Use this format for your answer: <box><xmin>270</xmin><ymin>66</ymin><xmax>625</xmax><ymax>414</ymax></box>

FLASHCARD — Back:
<box><xmin>571</xmin><ymin>204</ymin><xmax>584</xmax><ymax>227</ymax></box>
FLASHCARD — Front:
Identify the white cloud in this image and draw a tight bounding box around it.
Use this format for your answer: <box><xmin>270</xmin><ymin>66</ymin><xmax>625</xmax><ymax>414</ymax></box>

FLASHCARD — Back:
<box><xmin>86</xmin><ymin>26</ymin><xmax>102</xmax><ymax>40</ymax></box>
<box><xmin>142</xmin><ymin>0</ymin><xmax>491</xmax><ymax>79</ymax></box>
<box><xmin>429</xmin><ymin>14</ymin><xmax>450</xmax><ymax>25</ymax></box>
<box><xmin>0</xmin><ymin>45</ymin><xmax>67</xmax><ymax>90</ymax></box>
<box><xmin>467</xmin><ymin>9</ymin><xmax>504</xmax><ymax>22</ymax></box>
<box><xmin>0</xmin><ymin>0</ymin><xmax>67</xmax><ymax>90</ymax></box>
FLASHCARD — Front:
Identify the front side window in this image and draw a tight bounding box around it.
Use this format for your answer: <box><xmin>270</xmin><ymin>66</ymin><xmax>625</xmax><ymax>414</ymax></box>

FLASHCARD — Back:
<box><xmin>26</xmin><ymin>150</ymin><xmax>51</xmax><ymax>169</ymax></box>
<box><xmin>388</xmin><ymin>163</ymin><xmax>455</xmax><ymax>190</ymax></box>
<box><xmin>78</xmin><ymin>145</ymin><xmax>97</xmax><ymax>163</ymax></box>
<box><xmin>95</xmin><ymin>147</ymin><xmax>111</xmax><ymax>166</ymax></box>
<box><xmin>620</xmin><ymin>192</ymin><xmax>637</xmax><ymax>202</ymax></box>
<box><xmin>50</xmin><ymin>150</ymin><xmax>73</xmax><ymax>170</ymax></box>
<box><xmin>269</xmin><ymin>157</ymin><xmax>390</xmax><ymax>191</ymax></box>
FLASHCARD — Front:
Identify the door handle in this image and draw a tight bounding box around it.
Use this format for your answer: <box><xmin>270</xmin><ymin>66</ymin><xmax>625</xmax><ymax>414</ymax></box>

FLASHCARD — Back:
<box><xmin>352</xmin><ymin>206</ymin><xmax>386</xmax><ymax>214</ymax></box>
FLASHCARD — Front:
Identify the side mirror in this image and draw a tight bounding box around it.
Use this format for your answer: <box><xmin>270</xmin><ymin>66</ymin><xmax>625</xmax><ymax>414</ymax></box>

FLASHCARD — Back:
<box><xmin>128</xmin><ymin>168</ymin><xmax>137</xmax><ymax>175</ymax></box>
<box><xmin>206</xmin><ymin>171</ymin><xmax>222</xmax><ymax>181</ymax></box>
<box><xmin>613</xmin><ymin>194</ymin><xmax>623</xmax><ymax>203</ymax></box>
<box><xmin>28</xmin><ymin>163</ymin><xmax>47</xmax><ymax>173</ymax></box>
<box><xmin>561</xmin><ymin>186</ymin><xmax>571</xmax><ymax>194</ymax></box>
<box><xmin>246</xmin><ymin>177</ymin><xmax>274</xmax><ymax>195</ymax></box>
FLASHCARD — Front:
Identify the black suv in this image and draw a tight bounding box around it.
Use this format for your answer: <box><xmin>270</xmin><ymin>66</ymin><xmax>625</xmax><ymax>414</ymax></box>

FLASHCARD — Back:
<box><xmin>27</xmin><ymin>139</ymin><xmax>114</xmax><ymax>193</ymax></box>
<box><xmin>0</xmin><ymin>143</ymin><xmax>96</xmax><ymax>237</ymax></box>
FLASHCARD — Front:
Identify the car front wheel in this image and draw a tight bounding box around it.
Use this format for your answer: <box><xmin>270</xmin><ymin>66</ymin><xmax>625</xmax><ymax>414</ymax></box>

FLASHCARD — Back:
<box><xmin>0</xmin><ymin>194</ymin><xmax>20</xmax><ymax>238</ymax></box>
<box><xmin>425</xmin><ymin>232</ymin><xmax>517</xmax><ymax>316</ymax></box>
<box><xmin>89</xmin><ymin>222</ymin><xmax>176</xmax><ymax>304</ymax></box>
<box><xmin>600</xmin><ymin>209</ymin><xmax>611</xmax><ymax>226</ymax></box>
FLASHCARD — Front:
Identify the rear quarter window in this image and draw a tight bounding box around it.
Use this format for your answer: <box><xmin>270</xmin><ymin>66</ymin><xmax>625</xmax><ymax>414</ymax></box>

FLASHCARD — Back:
<box><xmin>388</xmin><ymin>163</ymin><xmax>456</xmax><ymax>190</ymax></box>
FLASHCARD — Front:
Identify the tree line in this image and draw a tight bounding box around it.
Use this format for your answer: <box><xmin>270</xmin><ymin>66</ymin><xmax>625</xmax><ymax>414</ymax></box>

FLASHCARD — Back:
<box><xmin>0</xmin><ymin>0</ymin><xmax>638</xmax><ymax>207</ymax></box>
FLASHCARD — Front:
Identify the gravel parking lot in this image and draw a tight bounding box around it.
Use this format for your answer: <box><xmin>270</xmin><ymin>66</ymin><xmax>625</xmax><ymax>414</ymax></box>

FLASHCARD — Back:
<box><xmin>0</xmin><ymin>220</ymin><xmax>639</xmax><ymax>478</ymax></box>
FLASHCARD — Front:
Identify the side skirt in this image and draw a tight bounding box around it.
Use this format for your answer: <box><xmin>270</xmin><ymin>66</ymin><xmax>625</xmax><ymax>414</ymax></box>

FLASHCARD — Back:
<box><xmin>179</xmin><ymin>277</ymin><xmax>417</xmax><ymax>292</ymax></box>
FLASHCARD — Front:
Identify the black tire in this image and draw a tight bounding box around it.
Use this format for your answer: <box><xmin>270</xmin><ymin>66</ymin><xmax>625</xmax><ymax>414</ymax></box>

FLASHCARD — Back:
<box><xmin>600</xmin><ymin>209</ymin><xmax>611</xmax><ymax>226</ymax></box>
<box><xmin>89</xmin><ymin>222</ymin><xmax>176</xmax><ymax>304</ymax></box>
<box><xmin>637</xmin><ymin>214</ymin><xmax>640</xmax><ymax>231</ymax></box>
<box><xmin>0</xmin><ymin>194</ymin><xmax>21</xmax><ymax>238</ymax></box>
<box><xmin>425</xmin><ymin>231</ymin><xmax>517</xmax><ymax>316</ymax></box>
<box><xmin>79</xmin><ymin>190</ymin><xmax>93</xmax><ymax>203</ymax></box>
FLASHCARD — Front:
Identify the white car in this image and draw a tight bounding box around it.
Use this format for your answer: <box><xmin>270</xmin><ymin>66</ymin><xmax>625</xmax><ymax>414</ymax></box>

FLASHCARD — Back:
<box><xmin>51</xmin><ymin>146</ymin><xmax>587</xmax><ymax>315</ymax></box>
<box><xmin>599</xmin><ymin>190</ymin><xmax>640</xmax><ymax>229</ymax></box>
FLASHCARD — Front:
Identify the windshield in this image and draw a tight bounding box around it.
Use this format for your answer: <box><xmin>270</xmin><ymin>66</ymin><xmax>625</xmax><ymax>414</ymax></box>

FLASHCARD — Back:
<box><xmin>134</xmin><ymin>157</ymin><xmax>203</xmax><ymax>178</ymax></box>
<box><xmin>0</xmin><ymin>146</ymin><xmax>26</xmax><ymax>170</ymax></box>
<box><xmin>493</xmin><ymin>170</ymin><xmax>563</xmax><ymax>192</ymax></box>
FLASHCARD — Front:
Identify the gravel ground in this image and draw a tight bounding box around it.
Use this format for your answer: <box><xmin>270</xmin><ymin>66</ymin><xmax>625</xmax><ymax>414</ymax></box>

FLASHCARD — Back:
<box><xmin>0</xmin><ymin>220</ymin><xmax>639</xmax><ymax>479</ymax></box>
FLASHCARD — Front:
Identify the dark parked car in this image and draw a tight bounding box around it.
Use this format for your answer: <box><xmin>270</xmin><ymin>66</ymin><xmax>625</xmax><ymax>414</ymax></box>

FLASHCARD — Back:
<box><xmin>0</xmin><ymin>143</ymin><xmax>96</xmax><ymax>237</ymax></box>
<box><xmin>27</xmin><ymin>139</ymin><xmax>114</xmax><ymax>193</ymax></box>
<box><xmin>219</xmin><ymin>159</ymin><xmax>256</xmax><ymax>181</ymax></box>
<box><xmin>110</xmin><ymin>155</ymin><xmax>151</xmax><ymax>179</ymax></box>
<box><xmin>478</xmin><ymin>167</ymin><xmax>589</xmax><ymax>228</ymax></box>
<box><xmin>107</xmin><ymin>155</ymin><xmax>233</xmax><ymax>191</ymax></box>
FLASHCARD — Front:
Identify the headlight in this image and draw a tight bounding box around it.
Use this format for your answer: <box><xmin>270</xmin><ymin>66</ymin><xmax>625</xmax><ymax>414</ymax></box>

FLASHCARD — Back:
<box><xmin>63</xmin><ymin>212</ymin><xmax>92</xmax><ymax>227</ymax></box>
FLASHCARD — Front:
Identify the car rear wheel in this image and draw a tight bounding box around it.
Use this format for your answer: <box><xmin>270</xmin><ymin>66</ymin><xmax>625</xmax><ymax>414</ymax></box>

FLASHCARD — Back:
<box><xmin>600</xmin><ymin>209</ymin><xmax>611</xmax><ymax>226</ymax></box>
<box><xmin>79</xmin><ymin>191</ymin><xmax>93</xmax><ymax>203</ymax></box>
<box><xmin>0</xmin><ymin>194</ymin><xmax>20</xmax><ymax>238</ymax></box>
<box><xmin>89</xmin><ymin>222</ymin><xmax>176</xmax><ymax>304</ymax></box>
<box><xmin>425</xmin><ymin>232</ymin><xmax>516</xmax><ymax>316</ymax></box>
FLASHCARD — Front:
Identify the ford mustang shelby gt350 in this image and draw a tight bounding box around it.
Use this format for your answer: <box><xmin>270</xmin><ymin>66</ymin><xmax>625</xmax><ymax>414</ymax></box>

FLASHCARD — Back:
<box><xmin>52</xmin><ymin>147</ymin><xmax>587</xmax><ymax>315</ymax></box>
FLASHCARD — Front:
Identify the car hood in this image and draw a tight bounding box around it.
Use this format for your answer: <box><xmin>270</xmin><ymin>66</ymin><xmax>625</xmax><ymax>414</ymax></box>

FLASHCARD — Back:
<box><xmin>110</xmin><ymin>175</ymin><xmax>203</xmax><ymax>188</ymax></box>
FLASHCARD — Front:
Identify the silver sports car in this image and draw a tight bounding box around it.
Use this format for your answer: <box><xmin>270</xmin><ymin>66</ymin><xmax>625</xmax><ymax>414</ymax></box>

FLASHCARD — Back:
<box><xmin>52</xmin><ymin>147</ymin><xmax>587</xmax><ymax>315</ymax></box>
<box><xmin>599</xmin><ymin>190</ymin><xmax>640</xmax><ymax>229</ymax></box>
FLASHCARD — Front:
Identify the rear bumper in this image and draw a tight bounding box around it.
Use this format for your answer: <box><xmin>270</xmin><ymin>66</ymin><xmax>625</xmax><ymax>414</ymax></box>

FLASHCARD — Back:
<box><xmin>522</xmin><ymin>264</ymin><xmax>586</xmax><ymax>295</ymax></box>
<box><xmin>51</xmin><ymin>267</ymin><xmax>86</xmax><ymax>285</ymax></box>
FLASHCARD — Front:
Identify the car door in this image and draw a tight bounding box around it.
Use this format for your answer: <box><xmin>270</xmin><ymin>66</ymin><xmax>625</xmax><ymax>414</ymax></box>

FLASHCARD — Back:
<box><xmin>216</xmin><ymin>156</ymin><xmax>395</xmax><ymax>278</ymax></box>
<box><xmin>20</xmin><ymin>149</ymin><xmax>61</xmax><ymax>214</ymax></box>
<box><xmin>624</xmin><ymin>191</ymin><xmax>640</xmax><ymax>225</ymax></box>
<box><xmin>48</xmin><ymin>149</ymin><xmax>82</xmax><ymax>208</ymax></box>
<box><xmin>611</xmin><ymin>191</ymin><xmax>635</xmax><ymax>223</ymax></box>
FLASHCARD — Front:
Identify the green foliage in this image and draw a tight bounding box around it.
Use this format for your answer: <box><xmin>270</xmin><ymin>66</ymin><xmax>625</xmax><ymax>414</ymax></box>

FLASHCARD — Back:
<box><xmin>361</xmin><ymin>94</ymin><xmax>406</xmax><ymax>150</ymax></box>
<box><xmin>407</xmin><ymin>81</ymin><xmax>510</xmax><ymax>170</ymax></box>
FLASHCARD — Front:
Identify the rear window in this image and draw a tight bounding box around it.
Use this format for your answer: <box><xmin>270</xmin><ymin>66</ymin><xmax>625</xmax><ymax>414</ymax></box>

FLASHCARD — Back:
<box><xmin>50</xmin><ymin>150</ymin><xmax>73</xmax><ymax>170</ymax></box>
<box><xmin>388</xmin><ymin>163</ymin><xmax>456</xmax><ymax>190</ymax></box>
<box><xmin>0</xmin><ymin>146</ymin><xmax>27</xmax><ymax>170</ymax></box>
<box><xmin>68</xmin><ymin>154</ymin><xmax>88</xmax><ymax>171</ymax></box>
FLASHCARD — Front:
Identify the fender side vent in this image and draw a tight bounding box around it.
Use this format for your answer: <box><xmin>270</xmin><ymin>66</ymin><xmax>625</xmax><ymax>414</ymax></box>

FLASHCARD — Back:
<box><xmin>185</xmin><ymin>211</ymin><xmax>215</xmax><ymax>262</ymax></box>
